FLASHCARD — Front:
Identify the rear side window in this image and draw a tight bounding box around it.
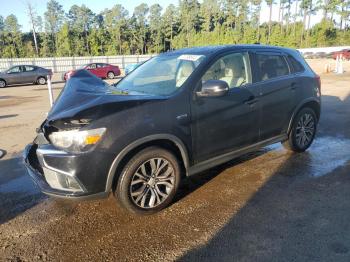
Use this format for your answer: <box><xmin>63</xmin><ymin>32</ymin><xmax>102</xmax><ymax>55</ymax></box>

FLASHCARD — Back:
<box><xmin>256</xmin><ymin>53</ymin><xmax>289</xmax><ymax>81</ymax></box>
<box><xmin>25</xmin><ymin>66</ymin><xmax>35</xmax><ymax>71</ymax></box>
<box><xmin>287</xmin><ymin>55</ymin><xmax>305</xmax><ymax>73</ymax></box>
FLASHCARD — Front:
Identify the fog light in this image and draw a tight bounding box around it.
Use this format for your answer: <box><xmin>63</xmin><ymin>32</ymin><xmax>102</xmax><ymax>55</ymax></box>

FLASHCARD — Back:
<box><xmin>43</xmin><ymin>167</ymin><xmax>84</xmax><ymax>192</ymax></box>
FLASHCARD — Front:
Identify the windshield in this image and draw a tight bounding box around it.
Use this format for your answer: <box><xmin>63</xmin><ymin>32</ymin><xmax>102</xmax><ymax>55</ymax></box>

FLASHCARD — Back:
<box><xmin>112</xmin><ymin>54</ymin><xmax>206</xmax><ymax>96</ymax></box>
<box><xmin>79</xmin><ymin>64</ymin><xmax>89</xmax><ymax>69</ymax></box>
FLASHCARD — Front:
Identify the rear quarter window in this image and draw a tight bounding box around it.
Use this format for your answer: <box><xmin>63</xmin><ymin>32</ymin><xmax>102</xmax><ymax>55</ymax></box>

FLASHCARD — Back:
<box><xmin>287</xmin><ymin>55</ymin><xmax>305</xmax><ymax>73</ymax></box>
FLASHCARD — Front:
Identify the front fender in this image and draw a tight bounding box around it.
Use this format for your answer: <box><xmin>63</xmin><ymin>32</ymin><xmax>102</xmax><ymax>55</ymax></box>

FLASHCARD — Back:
<box><xmin>105</xmin><ymin>134</ymin><xmax>190</xmax><ymax>192</ymax></box>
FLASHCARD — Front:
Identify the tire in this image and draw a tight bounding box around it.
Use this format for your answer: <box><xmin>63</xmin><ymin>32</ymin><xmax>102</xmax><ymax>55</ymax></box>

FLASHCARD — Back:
<box><xmin>0</xmin><ymin>79</ymin><xmax>6</xmax><ymax>88</ymax></box>
<box><xmin>115</xmin><ymin>146</ymin><xmax>181</xmax><ymax>214</ymax></box>
<box><xmin>283</xmin><ymin>107</ymin><xmax>317</xmax><ymax>152</ymax></box>
<box><xmin>37</xmin><ymin>76</ymin><xmax>46</xmax><ymax>85</ymax></box>
<box><xmin>107</xmin><ymin>71</ymin><xmax>115</xmax><ymax>79</ymax></box>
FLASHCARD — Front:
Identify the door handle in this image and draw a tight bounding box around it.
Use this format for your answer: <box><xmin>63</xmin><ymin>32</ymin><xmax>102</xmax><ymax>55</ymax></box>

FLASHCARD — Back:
<box><xmin>290</xmin><ymin>82</ymin><xmax>298</xmax><ymax>90</ymax></box>
<box><xmin>244</xmin><ymin>96</ymin><xmax>258</xmax><ymax>106</ymax></box>
<box><xmin>176</xmin><ymin>114</ymin><xmax>189</xmax><ymax>125</ymax></box>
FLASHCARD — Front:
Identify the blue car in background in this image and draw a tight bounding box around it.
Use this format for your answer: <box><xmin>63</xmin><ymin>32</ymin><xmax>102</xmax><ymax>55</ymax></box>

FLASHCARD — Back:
<box><xmin>124</xmin><ymin>61</ymin><xmax>147</xmax><ymax>75</ymax></box>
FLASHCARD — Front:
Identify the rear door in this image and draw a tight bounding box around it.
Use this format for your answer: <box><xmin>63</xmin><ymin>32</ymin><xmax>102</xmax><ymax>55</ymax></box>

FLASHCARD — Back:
<box><xmin>22</xmin><ymin>65</ymin><xmax>37</xmax><ymax>83</ymax></box>
<box><xmin>253</xmin><ymin>51</ymin><xmax>296</xmax><ymax>140</ymax></box>
<box><xmin>97</xmin><ymin>63</ymin><xmax>107</xmax><ymax>78</ymax></box>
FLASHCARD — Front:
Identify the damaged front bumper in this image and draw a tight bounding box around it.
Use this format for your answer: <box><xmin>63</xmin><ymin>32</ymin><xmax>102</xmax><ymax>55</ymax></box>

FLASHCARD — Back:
<box><xmin>23</xmin><ymin>143</ymin><xmax>109</xmax><ymax>200</ymax></box>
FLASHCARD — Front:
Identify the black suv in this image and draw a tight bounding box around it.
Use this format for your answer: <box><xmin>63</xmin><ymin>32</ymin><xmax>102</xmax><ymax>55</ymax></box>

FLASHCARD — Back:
<box><xmin>24</xmin><ymin>45</ymin><xmax>321</xmax><ymax>214</ymax></box>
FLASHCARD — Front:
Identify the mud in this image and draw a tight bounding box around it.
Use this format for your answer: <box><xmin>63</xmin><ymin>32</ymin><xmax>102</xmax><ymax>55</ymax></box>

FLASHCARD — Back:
<box><xmin>0</xmin><ymin>63</ymin><xmax>350</xmax><ymax>261</ymax></box>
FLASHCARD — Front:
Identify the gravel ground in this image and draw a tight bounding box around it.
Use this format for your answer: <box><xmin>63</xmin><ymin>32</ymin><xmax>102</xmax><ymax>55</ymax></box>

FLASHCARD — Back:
<box><xmin>0</xmin><ymin>59</ymin><xmax>350</xmax><ymax>261</ymax></box>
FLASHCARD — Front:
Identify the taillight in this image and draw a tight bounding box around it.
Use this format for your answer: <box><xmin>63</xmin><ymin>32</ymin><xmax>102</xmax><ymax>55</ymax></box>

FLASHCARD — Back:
<box><xmin>315</xmin><ymin>74</ymin><xmax>321</xmax><ymax>94</ymax></box>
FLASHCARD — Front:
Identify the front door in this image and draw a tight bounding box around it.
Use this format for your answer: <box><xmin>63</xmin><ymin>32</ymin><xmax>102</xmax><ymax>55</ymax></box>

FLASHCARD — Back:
<box><xmin>86</xmin><ymin>63</ymin><xmax>99</xmax><ymax>77</ymax></box>
<box><xmin>6</xmin><ymin>66</ymin><xmax>23</xmax><ymax>85</ymax></box>
<box><xmin>191</xmin><ymin>51</ymin><xmax>261</xmax><ymax>163</ymax></box>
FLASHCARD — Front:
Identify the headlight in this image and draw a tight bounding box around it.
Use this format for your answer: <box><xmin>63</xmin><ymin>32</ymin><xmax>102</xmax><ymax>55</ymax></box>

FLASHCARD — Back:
<box><xmin>49</xmin><ymin>128</ymin><xmax>106</xmax><ymax>153</ymax></box>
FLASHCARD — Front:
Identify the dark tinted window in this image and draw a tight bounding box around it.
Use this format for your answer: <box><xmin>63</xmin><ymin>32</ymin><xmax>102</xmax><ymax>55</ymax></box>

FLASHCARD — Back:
<box><xmin>287</xmin><ymin>55</ymin><xmax>304</xmax><ymax>73</ymax></box>
<box><xmin>97</xmin><ymin>63</ymin><xmax>106</xmax><ymax>68</ymax></box>
<box><xmin>256</xmin><ymin>53</ymin><xmax>289</xmax><ymax>81</ymax></box>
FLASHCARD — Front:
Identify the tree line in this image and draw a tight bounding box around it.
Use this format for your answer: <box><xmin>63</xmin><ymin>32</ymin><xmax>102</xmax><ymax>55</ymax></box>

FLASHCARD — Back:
<box><xmin>0</xmin><ymin>0</ymin><xmax>349</xmax><ymax>58</ymax></box>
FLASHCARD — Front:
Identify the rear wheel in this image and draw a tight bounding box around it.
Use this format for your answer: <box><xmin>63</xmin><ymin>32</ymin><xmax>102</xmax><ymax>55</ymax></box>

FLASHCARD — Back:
<box><xmin>115</xmin><ymin>147</ymin><xmax>181</xmax><ymax>214</ymax></box>
<box><xmin>0</xmin><ymin>79</ymin><xmax>6</xmax><ymax>88</ymax></box>
<box><xmin>107</xmin><ymin>71</ymin><xmax>115</xmax><ymax>79</ymax></box>
<box><xmin>283</xmin><ymin>107</ymin><xmax>317</xmax><ymax>152</ymax></box>
<box><xmin>37</xmin><ymin>76</ymin><xmax>46</xmax><ymax>85</ymax></box>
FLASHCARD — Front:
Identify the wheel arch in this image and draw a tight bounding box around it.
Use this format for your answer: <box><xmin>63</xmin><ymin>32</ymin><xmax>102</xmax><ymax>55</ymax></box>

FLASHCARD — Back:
<box><xmin>37</xmin><ymin>76</ymin><xmax>47</xmax><ymax>81</ymax></box>
<box><xmin>105</xmin><ymin>134</ymin><xmax>190</xmax><ymax>192</ymax></box>
<box><xmin>287</xmin><ymin>98</ymin><xmax>321</xmax><ymax>134</ymax></box>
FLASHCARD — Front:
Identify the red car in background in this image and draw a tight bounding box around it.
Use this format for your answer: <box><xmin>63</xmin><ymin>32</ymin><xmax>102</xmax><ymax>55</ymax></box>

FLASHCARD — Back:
<box><xmin>332</xmin><ymin>49</ymin><xmax>350</xmax><ymax>60</ymax></box>
<box><xmin>63</xmin><ymin>63</ymin><xmax>121</xmax><ymax>81</ymax></box>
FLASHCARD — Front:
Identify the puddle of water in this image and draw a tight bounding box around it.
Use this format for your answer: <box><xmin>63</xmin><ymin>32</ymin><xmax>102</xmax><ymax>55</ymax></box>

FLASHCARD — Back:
<box><xmin>307</xmin><ymin>136</ymin><xmax>350</xmax><ymax>177</ymax></box>
<box><xmin>266</xmin><ymin>136</ymin><xmax>350</xmax><ymax>177</ymax></box>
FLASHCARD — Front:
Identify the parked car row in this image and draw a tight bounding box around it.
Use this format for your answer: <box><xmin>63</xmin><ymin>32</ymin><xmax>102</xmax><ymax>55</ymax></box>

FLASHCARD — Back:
<box><xmin>302</xmin><ymin>49</ymin><xmax>350</xmax><ymax>60</ymax></box>
<box><xmin>0</xmin><ymin>62</ymin><xmax>123</xmax><ymax>88</ymax></box>
<box><xmin>332</xmin><ymin>49</ymin><xmax>350</xmax><ymax>60</ymax></box>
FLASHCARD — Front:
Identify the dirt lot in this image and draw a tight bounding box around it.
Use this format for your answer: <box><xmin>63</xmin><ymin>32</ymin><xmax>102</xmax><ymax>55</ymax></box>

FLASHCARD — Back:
<box><xmin>1</xmin><ymin>59</ymin><xmax>350</xmax><ymax>261</ymax></box>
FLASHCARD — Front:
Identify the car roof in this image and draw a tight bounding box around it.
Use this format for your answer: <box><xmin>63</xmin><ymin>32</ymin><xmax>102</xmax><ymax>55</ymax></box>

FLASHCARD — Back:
<box><xmin>162</xmin><ymin>44</ymin><xmax>298</xmax><ymax>57</ymax></box>
<box><xmin>10</xmin><ymin>65</ymin><xmax>38</xmax><ymax>68</ymax></box>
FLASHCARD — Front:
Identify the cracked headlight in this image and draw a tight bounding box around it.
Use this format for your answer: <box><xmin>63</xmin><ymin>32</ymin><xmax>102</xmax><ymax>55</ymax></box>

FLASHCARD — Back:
<box><xmin>49</xmin><ymin>128</ymin><xmax>106</xmax><ymax>153</ymax></box>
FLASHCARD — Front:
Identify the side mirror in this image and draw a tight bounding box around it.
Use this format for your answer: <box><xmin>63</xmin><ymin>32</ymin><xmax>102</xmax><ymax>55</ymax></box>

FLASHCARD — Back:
<box><xmin>196</xmin><ymin>80</ymin><xmax>229</xmax><ymax>97</ymax></box>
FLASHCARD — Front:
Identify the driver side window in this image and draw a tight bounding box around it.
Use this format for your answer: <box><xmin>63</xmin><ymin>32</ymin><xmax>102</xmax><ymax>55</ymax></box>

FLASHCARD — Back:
<box><xmin>87</xmin><ymin>64</ymin><xmax>97</xmax><ymax>69</ymax></box>
<box><xmin>202</xmin><ymin>52</ymin><xmax>252</xmax><ymax>89</ymax></box>
<box><xmin>7</xmin><ymin>66</ymin><xmax>21</xmax><ymax>74</ymax></box>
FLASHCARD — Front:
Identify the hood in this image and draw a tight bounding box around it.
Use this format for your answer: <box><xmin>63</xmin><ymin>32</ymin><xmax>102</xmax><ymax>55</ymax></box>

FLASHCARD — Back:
<box><xmin>46</xmin><ymin>70</ymin><xmax>165</xmax><ymax>129</ymax></box>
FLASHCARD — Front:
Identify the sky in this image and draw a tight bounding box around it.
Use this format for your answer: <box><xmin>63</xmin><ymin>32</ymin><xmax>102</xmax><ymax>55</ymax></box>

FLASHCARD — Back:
<box><xmin>1</xmin><ymin>0</ymin><xmax>324</xmax><ymax>33</ymax></box>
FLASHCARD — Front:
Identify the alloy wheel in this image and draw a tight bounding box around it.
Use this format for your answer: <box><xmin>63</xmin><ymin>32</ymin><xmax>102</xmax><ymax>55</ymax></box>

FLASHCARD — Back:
<box><xmin>295</xmin><ymin>113</ymin><xmax>315</xmax><ymax>148</ymax></box>
<box><xmin>0</xmin><ymin>80</ymin><xmax>6</xmax><ymax>88</ymax></box>
<box><xmin>129</xmin><ymin>157</ymin><xmax>175</xmax><ymax>209</ymax></box>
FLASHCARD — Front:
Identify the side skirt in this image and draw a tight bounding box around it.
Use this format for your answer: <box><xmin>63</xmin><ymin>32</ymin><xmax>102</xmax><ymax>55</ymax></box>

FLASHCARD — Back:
<box><xmin>187</xmin><ymin>134</ymin><xmax>288</xmax><ymax>176</ymax></box>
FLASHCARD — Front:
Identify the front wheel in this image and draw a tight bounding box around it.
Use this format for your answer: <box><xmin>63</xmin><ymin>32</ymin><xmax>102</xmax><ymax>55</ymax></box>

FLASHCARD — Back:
<box><xmin>115</xmin><ymin>147</ymin><xmax>181</xmax><ymax>214</ymax></box>
<box><xmin>0</xmin><ymin>80</ymin><xmax>6</xmax><ymax>88</ymax></box>
<box><xmin>283</xmin><ymin>107</ymin><xmax>317</xmax><ymax>152</ymax></box>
